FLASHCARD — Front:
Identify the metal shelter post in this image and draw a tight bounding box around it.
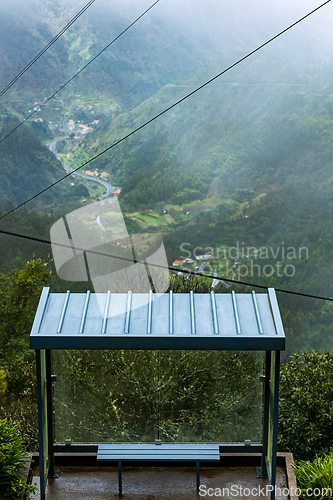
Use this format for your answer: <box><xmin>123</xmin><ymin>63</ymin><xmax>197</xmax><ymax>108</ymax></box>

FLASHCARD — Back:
<box><xmin>46</xmin><ymin>349</ymin><xmax>57</xmax><ymax>478</ymax></box>
<box><xmin>36</xmin><ymin>349</ymin><xmax>56</xmax><ymax>500</ymax></box>
<box><xmin>268</xmin><ymin>350</ymin><xmax>280</xmax><ymax>500</ymax></box>
<box><xmin>257</xmin><ymin>350</ymin><xmax>280</xmax><ymax>500</ymax></box>
<box><xmin>258</xmin><ymin>350</ymin><xmax>271</xmax><ymax>479</ymax></box>
<box><xmin>36</xmin><ymin>349</ymin><xmax>47</xmax><ymax>500</ymax></box>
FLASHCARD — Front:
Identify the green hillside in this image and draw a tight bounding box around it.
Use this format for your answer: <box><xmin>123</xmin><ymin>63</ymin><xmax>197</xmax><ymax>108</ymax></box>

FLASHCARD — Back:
<box><xmin>68</xmin><ymin>55</ymin><xmax>333</xmax><ymax>354</ymax></box>
<box><xmin>1</xmin><ymin>0</ymin><xmax>333</xmax><ymax>355</ymax></box>
<box><xmin>0</xmin><ymin>121</ymin><xmax>66</xmax><ymax>207</ymax></box>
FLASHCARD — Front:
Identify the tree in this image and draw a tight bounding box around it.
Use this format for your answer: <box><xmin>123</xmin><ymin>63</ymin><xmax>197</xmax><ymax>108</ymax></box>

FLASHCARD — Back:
<box><xmin>0</xmin><ymin>258</ymin><xmax>53</xmax><ymax>450</ymax></box>
<box><xmin>278</xmin><ymin>351</ymin><xmax>333</xmax><ymax>461</ymax></box>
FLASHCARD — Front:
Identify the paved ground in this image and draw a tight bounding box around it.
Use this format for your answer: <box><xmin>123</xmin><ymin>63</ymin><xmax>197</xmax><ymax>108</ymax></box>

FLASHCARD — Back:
<box><xmin>30</xmin><ymin>465</ymin><xmax>290</xmax><ymax>499</ymax></box>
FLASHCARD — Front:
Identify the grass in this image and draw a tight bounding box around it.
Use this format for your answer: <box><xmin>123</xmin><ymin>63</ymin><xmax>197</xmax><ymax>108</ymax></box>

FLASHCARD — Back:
<box><xmin>131</xmin><ymin>217</ymin><xmax>147</xmax><ymax>229</ymax></box>
<box><xmin>252</xmin><ymin>193</ymin><xmax>267</xmax><ymax>203</ymax></box>
<box><xmin>127</xmin><ymin>211</ymin><xmax>171</xmax><ymax>229</ymax></box>
<box><xmin>121</xmin><ymin>194</ymin><xmax>243</xmax><ymax>236</ymax></box>
<box><xmin>165</xmin><ymin>214</ymin><xmax>174</xmax><ymax>224</ymax></box>
<box><xmin>292</xmin><ymin>453</ymin><xmax>333</xmax><ymax>499</ymax></box>
<box><xmin>163</xmin><ymin>196</ymin><xmax>224</xmax><ymax>217</ymax></box>
<box><xmin>139</xmin><ymin>214</ymin><xmax>164</xmax><ymax>227</ymax></box>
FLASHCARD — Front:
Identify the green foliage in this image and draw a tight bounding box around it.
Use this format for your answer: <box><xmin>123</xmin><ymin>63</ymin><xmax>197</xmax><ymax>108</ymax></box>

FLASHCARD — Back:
<box><xmin>0</xmin><ymin>418</ymin><xmax>37</xmax><ymax>499</ymax></box>
<box><xmin>212</xmin><ymin>202</ymin><xmax>235</xmax><ymax>222</ymax></box>
<box><xmin>0</xmin><ymin>259</ymin><xmax>53</xmax><ymax>451</ymax></box>
<box><xmin>0</xmin><ymin>122</ymin><xmax>65</xmax><ymax>207</ymax></box>
<box><xmin>69</xmin><ymin>183</ymin><xmax>89</xmax><ymax>198</ymax></box>
<box><xmin>0</xmin><ymin>369</ymin><xmax>6</xmax><ymax>397</ymax></box>
<box><xmin>231</xmin><ymin>188</ymin><xmax>255</xmax><ymax>203</ymax></box>
<box><xmin>171</xmin><ymin>188</ymin><xmax>201</xmax><ymax>205</ymax></box>
<box><xmin>29</xmin><ymin>121</ymin><xmax>53</xmax><ymax>140</ymax></box>
<box><xmin>169</xmin><ymin>275</ymin><xmax>211</xmax><ymax>293</ymax></box>
<box><xmin>278</xmin><ymin>351</ymin><xmax>333</xmax><ymax>461</ymax></box>
<box><xmin>0</xmin><ymin>208</ymin><xmax>58</xmax><ymax>270</ymax></box>
<box><xmin>0</xmin><ymin>258</ymin><xmax>53</xmax><ymax>392</ymax></box>
<box><xmin>292</xmin><ymin>452</ymin><xmax>333</xmax><ymax>499</ymax></box>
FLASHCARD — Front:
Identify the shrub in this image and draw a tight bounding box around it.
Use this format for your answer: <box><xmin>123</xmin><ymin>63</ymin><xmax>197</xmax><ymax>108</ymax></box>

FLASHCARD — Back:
<box><xmin>278</xmin><ymin>351</ymin><xmax>333</xmax><ymax>461</ymax></box>
<box><xmin>0</xmin><ymin>258</ymin><xmax>52</xmax><ymax>452</ymax></box>
<box><xmin>0</xmin><ymin>369</ymin><xmax>6</xmax><ymax>396</ymax></box>
<box><xmin>0</xmin><ymin>418</ymin><xmax>37</xmax><ymax>499</ymax></box>
<box><xmin>292</xmin><ymin>452</ymin><xmax>333</xmax><ymax>499</ymax></box>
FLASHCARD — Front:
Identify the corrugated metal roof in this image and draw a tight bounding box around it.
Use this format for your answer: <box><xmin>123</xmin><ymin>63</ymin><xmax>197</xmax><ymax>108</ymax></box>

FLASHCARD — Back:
<box><xmin>30</xmin><ymin>288</ymin><xmax>285</xmax><ymax>350</ymax></box>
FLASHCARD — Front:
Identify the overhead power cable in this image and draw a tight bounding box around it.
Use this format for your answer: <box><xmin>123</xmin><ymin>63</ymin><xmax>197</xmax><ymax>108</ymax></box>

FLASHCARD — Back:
<box><xmin>0</xmin><ymin>0</ymin><xmax>96</xmax><ymax>98</ymax></box>
<box><xmin>0</xmin><ymin>227</ymin><xmax>332</xmax><ymax>303</ymax></box>
<box><xmin>0</xmin><ymin>0</ymin><xmax>330</xmax><ymax>222</ymax></box>
<box><xmin>0</xmin><ymin>0</ymin><xmax>160</xmax><ymax>145</ymax></box>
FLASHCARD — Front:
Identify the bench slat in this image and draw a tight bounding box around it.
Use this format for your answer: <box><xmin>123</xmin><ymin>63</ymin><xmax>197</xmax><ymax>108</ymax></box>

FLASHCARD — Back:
<box><xmin>98</xmin><ymin>454</ymin><xmax>219</xmax><ymax>461</ymax></box>
<box><xmin>98</xmin><ymin>451</ymin><xmax>218</xmax><ymax>456</ymax></box>
<box><xmin>97</xmin><ymin>443</ymin><xmax>220</xmax><ymax>462</ymax></box>
<box><xmin>98</xmin><ymin>443</ymin><xmax>219</xmax><ymax>450</ymax></box>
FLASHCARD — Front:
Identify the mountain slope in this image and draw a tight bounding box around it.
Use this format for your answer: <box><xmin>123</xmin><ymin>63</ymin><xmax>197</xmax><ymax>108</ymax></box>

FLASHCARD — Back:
<box><xmin>1</xmin><ymin>0</ymin><xmax>333</xmax><ymax>108</ymax></box>
<box><xmin>0</xmin><ymin>122</ymin><xmax>65</xmax><ymax>207</ymax></box>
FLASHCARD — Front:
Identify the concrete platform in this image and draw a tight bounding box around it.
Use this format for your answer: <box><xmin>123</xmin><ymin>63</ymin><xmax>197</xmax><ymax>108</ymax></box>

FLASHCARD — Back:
<box><xmin>28</xmin><ymin>453</ymin><xmax>298</xmax><ymax>499</ymax></box>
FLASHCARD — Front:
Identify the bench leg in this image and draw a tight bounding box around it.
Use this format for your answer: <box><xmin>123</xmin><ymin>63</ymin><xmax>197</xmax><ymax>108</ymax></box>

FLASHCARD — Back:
<box><xmin>196</xmin><ymin>461</ymin><xmax>200</xmax><ymax>490</ymax></box>
<box><xmin>118</xmin><ymin>460</ymin><xmax>122</xmax><ymax>495</ymax></box>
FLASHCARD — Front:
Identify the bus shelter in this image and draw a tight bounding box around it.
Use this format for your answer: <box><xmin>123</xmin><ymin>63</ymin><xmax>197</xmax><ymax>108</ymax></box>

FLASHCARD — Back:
<box><xmin>30</xmin><ymin>287</ymin><xmax>285</xmax><ymax>499</ymax></box>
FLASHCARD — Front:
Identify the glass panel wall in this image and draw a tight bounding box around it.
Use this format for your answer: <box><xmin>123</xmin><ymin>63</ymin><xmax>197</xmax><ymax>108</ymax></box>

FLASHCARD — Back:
<box><xmin>53</xmin><ymin>349</ymin><xmax>263</xmax><ymax>444</ymax></box>
<box><xmin>158</xmin><ymin>350</ymin><xmax>263</xmax><ymax>443</ymax></box>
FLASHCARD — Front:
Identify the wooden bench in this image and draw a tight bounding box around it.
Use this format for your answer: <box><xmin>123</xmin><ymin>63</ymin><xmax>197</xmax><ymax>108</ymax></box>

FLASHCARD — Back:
<box><xmin>97</xmin><ymin>443</ymin><xmax>220</xmax><ymax>494</ymax></box>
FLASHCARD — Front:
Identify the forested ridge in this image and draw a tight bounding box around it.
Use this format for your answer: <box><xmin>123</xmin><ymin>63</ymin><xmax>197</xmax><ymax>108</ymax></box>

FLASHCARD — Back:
<box><xmin>63</xmin><ymin>53</ymin><xmax>333</xmax><ymax>355</ymax></box>
<box><xmin>0</xmin><ymin>121</ymin><xmax>65</xmax><ymax>207</ymax></box>
<box><xmin>1</xmin><ymin>9</ymin><xmax>333</xmax><ymax>353</ymax></box>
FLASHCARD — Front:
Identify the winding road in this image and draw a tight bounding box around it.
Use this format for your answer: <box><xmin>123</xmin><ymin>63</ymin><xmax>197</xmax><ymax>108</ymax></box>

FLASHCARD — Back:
<box><xmin>48</xmin><ymin>141</ymin><xmax>114</xmax><ymax>199</ymax></box>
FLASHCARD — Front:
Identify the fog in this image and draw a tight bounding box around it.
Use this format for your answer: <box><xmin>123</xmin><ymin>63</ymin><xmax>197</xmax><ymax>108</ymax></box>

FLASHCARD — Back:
<box><xmin>1</xmin><ymin>0</ymin><xmax>333</xmax><ymax>64</ymax></box>
<box><xmin>90</xmin><ymin>0</ymin><xmax>333</xmax><ymax>63</ymax></box>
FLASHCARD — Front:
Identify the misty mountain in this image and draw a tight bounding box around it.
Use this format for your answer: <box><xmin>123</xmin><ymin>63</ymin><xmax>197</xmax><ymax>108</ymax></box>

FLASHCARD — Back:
<box><xmin>1</xmin><ymin>0</ymin><xmax>333</xmax><ymax>107</ymax></box>
<box><xmin>1</xmin><ymin>0</ymin><xmax>333</xmax><ymax>354</ymax></box>
<box><xmin>0</xmin><ymin>121</ymin><xmax>65</xmax><ymax>207</ymax></box>
<box><xmin>80</xmin><ymin>48</ymin><xmax>333</xmax><ymax>197</ymax></box>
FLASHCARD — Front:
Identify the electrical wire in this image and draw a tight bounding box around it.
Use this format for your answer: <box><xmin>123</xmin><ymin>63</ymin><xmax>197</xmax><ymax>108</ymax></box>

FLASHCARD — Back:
<box><xmin>0</xmin><ymin>0</ymin><xmax>330</xmax><ymax>222</ymax></box>
<box><xmin>0</xmin><ymin>227</ymin><xmax>331</xmax><ymax>302</ymax></box>
<box><xmin>0</xmin><ymin>0</ymin><xmax>96</xmax><ymax>98</ymax></box>
<box><xmin>0</xmin><ymin>0</ymin><xmax>160</xmax><ymax>145</ymax></box>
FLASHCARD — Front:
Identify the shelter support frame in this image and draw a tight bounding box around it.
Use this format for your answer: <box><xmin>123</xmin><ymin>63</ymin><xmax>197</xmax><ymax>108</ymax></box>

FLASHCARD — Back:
<box><xmin>257</xmin><ymin>350</ymin><xmax>281</xmax><ymax>499</ymax></box>
<box><xmin>36</xmin><ymin>349</ymin><xmax>57</xmax><ymax>500</ymax></box>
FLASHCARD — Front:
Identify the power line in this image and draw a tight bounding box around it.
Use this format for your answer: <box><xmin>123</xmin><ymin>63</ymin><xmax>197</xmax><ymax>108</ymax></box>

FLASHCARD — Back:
<box><xmin>0</xmin><ymin>227</ymin><xmax>331</xmax><ymax>303</ymax></box>
<box><xmin>0</xmin><ymin>0</ymin><xmax>160</xmax><ymax>145</ymax></box>
<box><xmin>0</xmin><ymin>0</ymin><xmax>330</xmax><ymax>222</ymax></box>
<box><xmin>0</xmin><ymin>0</ymin><xmax>96</xmax><ymax>98</ymax></box>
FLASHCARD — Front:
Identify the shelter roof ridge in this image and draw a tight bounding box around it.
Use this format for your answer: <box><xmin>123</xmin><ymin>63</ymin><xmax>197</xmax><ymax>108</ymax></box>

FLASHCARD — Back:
<box><xmin>30</xmin><ymin>288</ymin><xmax>285</xmax><ymax>351</ymax></box>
